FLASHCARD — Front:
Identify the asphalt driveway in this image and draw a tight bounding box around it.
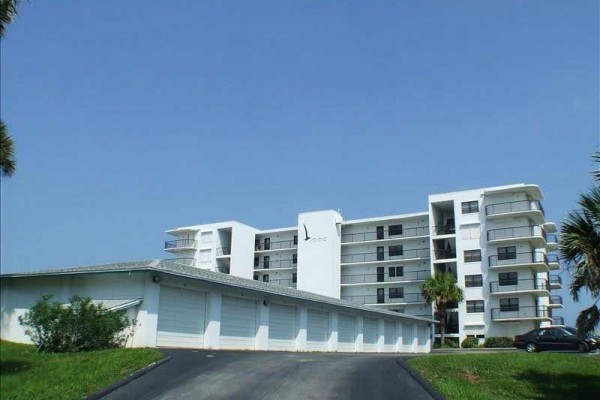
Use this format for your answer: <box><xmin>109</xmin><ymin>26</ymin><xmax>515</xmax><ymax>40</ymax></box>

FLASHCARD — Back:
<box><xmin>102</xmin><ymin>350</ymin><xmax>437</xmax><ymax>400</ymax></box>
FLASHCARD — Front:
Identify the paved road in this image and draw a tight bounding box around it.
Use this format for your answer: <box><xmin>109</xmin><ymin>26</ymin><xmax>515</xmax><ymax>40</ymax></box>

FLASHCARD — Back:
<box><xmin>103</xmin><ymin>350</ymin><xmax>436</xmax><ymax>400</ymax></box>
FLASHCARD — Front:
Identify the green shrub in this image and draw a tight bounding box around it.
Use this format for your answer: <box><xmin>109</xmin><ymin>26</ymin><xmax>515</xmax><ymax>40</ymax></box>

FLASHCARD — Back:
<box><xmin>18</xmin><ymin>295</ymin><xmax>133</xmax><ymax>353</ymax></box>
<box><xmin>434</xmin><ymin>338</ymin><xmax>459</xmax><ymax>348</ymax></box>
<box><xmin>483</xmin><ymin>336</ymin><xmax>514</xmax><ymax>348</ymax></box>
<box><xmin>461</xmin><ymin>337</ymin><xmax>479</xmax><ymax>348</ymax></box>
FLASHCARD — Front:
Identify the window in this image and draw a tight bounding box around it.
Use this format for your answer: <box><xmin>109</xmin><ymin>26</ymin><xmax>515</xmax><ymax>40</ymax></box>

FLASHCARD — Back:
<box><xmin>389</xmin><ymin>224</ymin><xmax>403</xmax><ymax>236</ymax></box>
<box><xmin>263</xmin><ymin>274</ymin><xmax>269</xmax><ymax>283</ymax></box>
<box><xmin>264</xmin><ymin>238</ymin><xmax>271</xmax><ymax>250</ymax></box>
<box><xmin>499</xmin><ymin>272</ymin><xmax>518</xmax><ymax>286</ymax></box>
<box><xmin>500</xmin><ymin>298</ymin><xmax>519</xmax><ymax>312</ymax></box>
<box><xmin>462</xmin><ymin>201</ymin><xmax>479</xmax><ymax>214</ymax></box>
<box><xmin>464</xmin><ymin>249</ymin><xmax>482</xmax><ymax>262</ymax></box>
<box><xmin>389</xmin><ymin>287</ymin><xmax>404</xmax><ymax>299</ymax></box>
<box><xmin>377</xmin><ymin>288</ymin><xmax>385</xmax><ymax>304</ymax></box>
<box><xmin>389</xmin><ymin>245</ymin><xmax>403</xmax><ymax>257</ymax></box>
<box><xmin>376</xmin><ymin>226</ymin><xmax>384</xmax><ymax>240</ymax></box>
<box><xmin>292</xmin><ymin>254</ymin><xmax>297</xmax><ymax>264</ymax></box>
<box><xmin>293</xmin><ymin>235</ymin><xmax>298</xmax><ymax>245</ymax></box>
<box><xmin>377</xmin><ymin>246</ymin><xmax>385</xmax><ymax>261</ymax></box>
<box><xmin>254</xmin><ymin>256</ymin><xmax>259</xmax><ymax>267</ymax></box>
<box><xmin>263</xmin><ymin>256</ymin><xmax>270</xmax><ymax>269</ymax></box>
<box><xmin>389</xmin><ymin>266</ymin><xmax>404</xmax><ymax>278</ymax></box>
<box><xmin>465</xmin><ymin>274</ymin><xmax>483</xmax><ymax>287</ymax></box>
<box><xmin>466</xmin><ymin>300</ymin><xmax>484</xmax><ymax>313</ymax></box>
<box><xmin>498</xmin><ymin>246</ymin><xmax>517</xmax><ymax>260</ymax></box>
<box><xmin>292</xmin><ymin>273</ymin><xmax>297</xmax><ymax>283</ymax></box>
<box><xmin>255</xmin><ymin>238</ymin><xmax>261</xmax><ymax>250</ymax></box>
<box><xmin>253</xmin><ymin>275</ymin><xmax>259</xmax><ymax>281</ymax></box>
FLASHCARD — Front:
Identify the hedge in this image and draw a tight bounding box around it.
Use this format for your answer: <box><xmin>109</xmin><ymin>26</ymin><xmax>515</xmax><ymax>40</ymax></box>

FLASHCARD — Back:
<box><xmin>483</xmin><ymin>336</ymin><xmax>514</xmax><ymax>348</ymax></box>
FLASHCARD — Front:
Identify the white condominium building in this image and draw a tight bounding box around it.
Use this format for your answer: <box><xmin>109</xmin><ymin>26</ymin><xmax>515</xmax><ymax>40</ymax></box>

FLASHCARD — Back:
<box><xmin>164</xmin><ymin>183</ymin><xmax>562</xmax><ymax>345</ymax></box>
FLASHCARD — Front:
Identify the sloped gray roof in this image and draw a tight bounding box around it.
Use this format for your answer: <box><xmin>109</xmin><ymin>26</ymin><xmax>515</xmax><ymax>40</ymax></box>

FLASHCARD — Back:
<box><xmin>2</xmin><ymin>259</ymin><xmax>435</xmax><ymax>324</ymax></box>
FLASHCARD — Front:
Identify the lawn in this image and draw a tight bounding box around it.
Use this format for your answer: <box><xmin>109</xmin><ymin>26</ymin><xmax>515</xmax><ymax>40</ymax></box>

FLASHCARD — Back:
<box><xmin>0</xmin><ymin>340</ymin><xmax>164</xmax><ymax>400</ymax></box>
<box><xmin>408</xmin><ymin>352</ymin><xmax>600</xmax><ymax>400</ymax></box>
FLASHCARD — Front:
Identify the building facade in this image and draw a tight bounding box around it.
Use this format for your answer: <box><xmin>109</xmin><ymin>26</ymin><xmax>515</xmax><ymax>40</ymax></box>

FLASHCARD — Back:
<box><xmin>165</xmin><ymin>183</ymin><xmax>563</xmax><ymax>345</ymax></box>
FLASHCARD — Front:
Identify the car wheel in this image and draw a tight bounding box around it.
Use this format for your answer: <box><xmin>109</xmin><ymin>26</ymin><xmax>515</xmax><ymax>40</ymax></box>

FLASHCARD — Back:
<box><xmin>577</xmin><ymin>342</ymin><xmax>588</xmax><ymax>353</ymax></box>
<box><xmin>526</xmin><ymin>342</ymin><xmax>537</xmax><ymax>353</ymax></box>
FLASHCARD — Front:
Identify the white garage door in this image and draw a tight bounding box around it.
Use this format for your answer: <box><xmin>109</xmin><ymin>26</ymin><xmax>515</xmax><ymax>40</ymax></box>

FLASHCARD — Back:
<box><xmin>337</xmin><ymin>314</ymin><xmax>356</xmax><ymax>352</ymax></box>
<box><xmin>220</xmin><ymin>296</ymin><xmax>257</xmax><ymax>349</ymax></box>
<box><xmin>268</xmin><ymin>303</ymin><xmax>297</xmax><ymax>351</ymax></box>
<box><xmin>307</xmin><ymin>309</ymin><xmax>329</xmax><ymax>351</ymax></box>
<box><xmin>384</xmin><ymin>321</ymin><xmax>397</xmax><ymax>352</ymax></box>
<box><xmin>156</xmin><ymin>286</ymin><xmax>206</xmax><ymax>348</ymax></box>
<box><xmin>363</xmin><ymin>317</ymin><xmax>378</xmax><ymax>352</ymax></box>
<box><xmin>418</xmin><ymin>326</ymin><xmax>429</xmax><ymax>351</ymax></box>
<box><xmin>402</xmin><ymin>323</ymin><xmax>414</xmax><ymax>352</ymax></box>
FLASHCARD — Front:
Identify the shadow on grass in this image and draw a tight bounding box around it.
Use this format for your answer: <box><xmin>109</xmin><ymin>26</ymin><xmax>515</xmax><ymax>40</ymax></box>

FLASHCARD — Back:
<box><xmin>0</xmin><ymin>359</ymin><xmax>33</xmax><ymax>375</ymax></box>
<box><xmin>516</xmin><ymin>370</ymin><xmax>600</xmax><ymax>399</ymax></box>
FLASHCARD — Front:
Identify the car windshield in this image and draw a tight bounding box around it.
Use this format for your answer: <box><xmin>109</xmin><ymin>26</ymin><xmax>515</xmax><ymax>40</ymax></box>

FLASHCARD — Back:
<box><xmin>564</xmin><ymin>327</ymin><xmax>578</xmax><ymax>335</ymax></box>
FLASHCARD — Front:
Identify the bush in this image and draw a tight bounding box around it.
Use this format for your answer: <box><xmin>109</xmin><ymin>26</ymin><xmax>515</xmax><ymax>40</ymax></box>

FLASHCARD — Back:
<box><xmin>461</xmin><ymin>337</ymin><xmax>479</xmax><ymax>348</ymax></box>
<box><xmin>483</xmin><ymin>336</ymin><xmax>514</xmax><ymax>348</ymax></box>
<box><xmin>19</xmin><ymin>295</ymin><xmax>133</xmax><ymax>353</ymax></box>
<box><xmin>434</xmin><ymin>338</ymin><xmax>459</xmax><ymax>348</ymax></box>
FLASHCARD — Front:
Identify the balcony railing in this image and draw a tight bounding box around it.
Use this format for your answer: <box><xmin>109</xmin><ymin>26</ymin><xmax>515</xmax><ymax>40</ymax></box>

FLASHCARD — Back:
<box><xmin>164</xmin><ymin>257</ymin><xmax>196</xmax><ymax>267</ymax></box>
<box><xmin>491</xmin><ymin>306</ymin><xmax>550</xmax><ymax>320</ymax></box>
<box><xmin>266</xmin><ymin>278</ymin><xmax>296</xmax><ymax>288</ymax></box>
<box><xmin>488</xmin><ymin>251</ymin><xmax>549</xmax><ymax>267</ymax></box>
<box><xmin>487</xmin><ymin>226</ymin><xmax>541</xmax><ymax>241</ymax></box>
<box><xmin>432</xmin><ymin>224</ymin><xmax>456</xmax><ymax>236</ymax></box>
<box><xmin>485</xmin><ymin>200</ymin><xmax>544</xmax><ymax>217</ymax></box>
<box><xmin>216</xmin><ymin>247</ymin><xmax>231</xmax><ymax>256</ymax></box>
<box><xmin>255</xmin><ymin>239</ymin><xmax>297</xmax><ymax>251</ymax></box>
<box><xmin>341</xmin><ymin>269</ymin><xmax>431</xmax><ymax>284</ymax></box>
<box><xmin>546</xmin><ymin>233</ymin><xmax>558</xmax><ymax>244</ymax></box>
<box><xmin>164</xmin><ymin>239</ymin><xmax>197</xmax><ymax>249</ymax></box>
<box><xmin>549</xmin><ymin>275</ymin><xmax>562</xmax><ymax>286</ymax></box>
<box><xmin>255</xmin><ymin>258</ymin><xmax>296</xmax><ymax>269</ymax></box>
<box><xmin>341</xmin><ymin>292</ymin><xmax>425</xmax><ymax>305</ymax></box>
<box><xmin>550</xmin><ymin>295</ymin><xmax>563</xmax><ymax>305</ymax></box>
<box><xmin>547</xmin><ymin>254</ymin><xmax>559</xmax><ymax>263</ymax></box>
<box><xmin>341</xmin><ymin>226</ymin><xmax>430</xmax><ymax>244</ymax></box>
<box><xmin>489</xmin><ymin>278</ymin><xmax>549</xmax><ymax>294</ymax></box>
<box><xmin>551</xmin><ymin>316</ymin><xmax>565</xmax><ymax>326</ymax></box>
<box><xmin>341</xmin><ymin>248</ymin><xmax>430</xmax><ymax>264</ymax></box>
<box><xmin>433</xmin><ymin>249</ymin><xmax>457</xmax><ymax>260</ymax></box>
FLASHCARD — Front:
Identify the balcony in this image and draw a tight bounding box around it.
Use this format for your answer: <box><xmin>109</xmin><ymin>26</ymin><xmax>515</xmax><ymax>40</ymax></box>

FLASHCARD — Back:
<box><xmin>485</xmin><ymin>200</ymin><xmax>545</xmax><ymax>223</ymax></box>
<box><xmin>486</xmin><ymin>226</ymin><xmax>547</xmax><ymax>247</ymax></box>
<box><xmin>551</xmin><ymin>316</ymin><xmax>565</xmax><ymax>326</ymax></box>
<box><xmin>488</xmin><ymin>251</ymin><xmax>550</xmax><ymax>273</ymax></box>
<box><xmin>545</xmin><ymin>233</ymin><xmax>558</xmax><ymax>251</ymax></box>
<box><xmin>216</xmin><ymin>247</ymin><xmax>231</xmax><ymax>257</ymax></box>
<box><xmin>164</xmin><ymin>239</ymin><xmax>197</xmax><ymax>252</ymax></box>
<box><xmin>341</xmin><ymin>226</ymin><xmax>430</xmax><ymax>244</ymax></box>
<box><xmin>340</xmin><ymin>248</ymin><xmax>430</xmax><ymax>265</ymax></box>
<box><xmin>341</xmin><ymin>269</ymin><xmax>431</xmax><ymax>285</ymax></box>
<box><xmin>549</xmin><ymin>275</ymin><xmax>563</xmax><ymax>289</ymax></box>
<box><xmin>255</xmin><ymin>239</ymin><xmax>297</xmax><ymax>252</ymax></box>
<box><xmin>164</xmin><ymin>257</ymin><xmax>196</xmax><ymax>267</ymax></box>
<box><xmin>254</xmin><ymin>258</ymin><xmax>296</xmax><ymax>270</ymax></box>
<box><xmin>491</xmin><ymin>306</ymin><xmax>552</xmax><ymax>322</ymax></box>
<box><xmin>341</xmin><ymin>292</ymin><xmax>425</xmax><ymax>306</ymax></box>
<box><xmin>433</xmin><ymin>248</ymin><xmax>457</xmax><ymax>261</ymax></box>
<box><xmin>265</xmin><ymin>278</ymin><xmax>296</xmax><ymax>289</ymax></box>
<box><xmin>489</xmin><ymin>278</ymin><xmax>550</xmax><ymax>296</ymax></box>
<box><xmin>546</xmin><ymin>254</ymin><xmax>560</xmax><ymax>270</ymax></box>
<box><xmin>549</xmin><ymin>295</ymin><xmax>563</xmax><ymax>308</ymax></box>
<box><xmin>432</xmin><ymin>224</ymin><xmax>456</xmax><ymax>236</ymax></box>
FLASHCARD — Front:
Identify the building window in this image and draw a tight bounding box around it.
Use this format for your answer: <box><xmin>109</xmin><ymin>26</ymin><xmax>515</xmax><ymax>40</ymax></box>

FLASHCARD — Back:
<box><xmin>254</xmin><ymin>256</ymin><xmax>259</xmax><ymax>267</ymax></box>
<box><xmin>389</xmin><ymin>245</ymin><xmax>403</xmax><ymax>257</ymax></box>
<box><xmin>500</xmin><ymin>298</ymin><xmax>519</xmax><ymax>312</ymax></box>
<box><xmin>498</xmin><ymin>246</ymin><xmax>517</xmax><ymax>260</ymax></box>
<box><xmin>499</xmin><ymin>272</ymin><xmax>518</xmax><ymax>286</ymax></box>
<box><xmin>263</xmin><ymin>256</ymin><xmax>270</xmax><ymax>269</ymax></box>
<box><xmin>292</xmin><ymin>254</ymin><xmax>297</xmax><ymax>264</ymax></box>
<box><xmin>263</xmin><ymin>274</ymin><xmax>269</xmax><ymax>283</ymax></box>
<box><xmin>389</xmin><ymin>224</ymin><xmax>403</xmax><ymax>236</ymax></box>
<box><xmin>377</xmin><ymin>288</ymin><xmax>385</xmax><ymax>303</ymax></box>
<box><xmin>293</xmin><ymin>235</ymin><xmax>298</xmax><ymax>245</ymax></box>
<box><xmin>466</xmin><ymin>300</ymin><xmax>484</xmax><ymax>313</ymax></box>
<box><xmin>389</xmin><ymin>287</ymin><xmax>404</xmax><ymax>299</ymax></box>
<box><xmin>464</xmin><ymin>249</ymin><xmax>482</xmax><ymax>262</ymax></box>
<box><xmin>465</xmin><ymin>274</ymin><xmax>483</xmax><ymax>287</ymax></box>
<box><xmin>253</xmin><ymin>275</ymin><xmax>259</xmax><ymax>281</ymax></box>
<box><xmin>461</xmin><ymin>201</ymin><xmax>479</xmax><ymax>214</ymax></box>
<box><xmin>264</xmin><ymin>238</ymin><xmax>271</xmax><ymax>250</ymax></box>
<box><xmin>292</xmin><ymin>273</ymin><xmax>297</xmax><ymax>283</ymax></box>
<box><xmin>389</xmin><ymin>266</ymin><xmax>404</xmax><ymax>278</ymax></box>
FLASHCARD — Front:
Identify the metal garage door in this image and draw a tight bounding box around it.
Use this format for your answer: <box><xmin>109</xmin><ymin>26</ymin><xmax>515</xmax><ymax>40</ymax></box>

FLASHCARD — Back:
<box><xmin>418</xmin><ymin>326</ymin><xmax>429</xmax><ymax>351</ymax></box>
<box><xmin>363</xmin><ymin>317</ymin><xmax>378</xmax><ymax>352</ymax></box>
<box><xmin>384</xmin><ymin>321</ymin><xmax>397</xmax><ymax>352</ymax></box>
<box><xmin>220</xmin><ymin>296</ymin><xmax>257</xmax><ymax>349</ymax></box>
<box><xmin>156</xmin><ymin>286</ymin><xmax>206</xmax><ymax>348</ymax></box>
<box><xmin>402</xmin><ymin>323</ymin><xmax>414</xmax><ymax>352</ymax></box>
<box><xmin>337</xmin><ymin>314</ymin><xmax>356</xmax><ymax>352</ymax></box>
<box><xmin>307</xmin><ymin>309</ymin><xmax>329</xmax><ymax>351</ymax></box>
<box><xmin>268</xmin><ymin>303</ymin><xmax>297</xmax><ymax>351</ymax></box>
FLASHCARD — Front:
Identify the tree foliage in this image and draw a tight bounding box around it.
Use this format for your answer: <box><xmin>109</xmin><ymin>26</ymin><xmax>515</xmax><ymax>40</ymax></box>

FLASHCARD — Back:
<box><xmin>0</xmin><ymin>120</ymin><xmax>16</xmax><ymax>177</ymax></box>
<box><xmin>421</xmin><ymin>272</ymin><xmax>464</xmax><ymax>344</ymax></box>
<box><xmin>0</xmin><ymin>0</ymin><xmax>21</xmax><ymax>38</ymax></box>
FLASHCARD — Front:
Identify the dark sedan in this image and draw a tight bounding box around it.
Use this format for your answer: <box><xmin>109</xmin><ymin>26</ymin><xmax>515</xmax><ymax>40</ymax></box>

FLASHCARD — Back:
<box><xmin>513</xmin><ymin>327</ymin><xmax>596</xmax><ymax>353</ymax></box>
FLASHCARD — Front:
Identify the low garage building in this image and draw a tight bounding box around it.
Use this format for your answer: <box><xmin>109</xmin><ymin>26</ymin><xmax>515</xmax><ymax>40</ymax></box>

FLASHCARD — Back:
<box><xmin>1</xmin><ymin>260</ymin><xmax>434</xmax><ymax>353</ymax></box>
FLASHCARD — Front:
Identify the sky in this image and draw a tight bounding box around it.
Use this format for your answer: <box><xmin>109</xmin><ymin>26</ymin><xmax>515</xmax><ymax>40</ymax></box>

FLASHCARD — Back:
<box><xmin>1</xmin><ymin>1</ymin><xmax>598</xmax><ymax>326</ymax></box>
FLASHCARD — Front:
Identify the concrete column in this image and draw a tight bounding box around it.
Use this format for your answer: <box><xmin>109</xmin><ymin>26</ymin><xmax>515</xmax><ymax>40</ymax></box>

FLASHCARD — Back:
<box><xmin>140</xmin><ymin>274</ymin><xmax>160</xmax><ymax>347</ymax></box>
<box><xmin>377</xmin><ymin>319</ymin><xmax>385</xmax><ymax>353</ymax></box>
<box><xmin>204</xmin><ymin>291</ymin><xmax>222</xmax><ymax>349</ymax></box>
<box><xmin>296</xmin><ymin>305</ymin><xmax>308</xmax><ymax>351</ymax></box>
<box><xmin>355</xmin><ymin>315</ymin><xmax>364</xmax><ymax>352</ymax></box>
<box><xmin>396</xmin><ymin>321</ymin><xmax>403</xmax><ymax>352</ymax></box>
<box><xmin>328</xmin><ymin>311</ymin><xmax>338</xmax><ymax>352</ymax></box>
<box><xmin>255</xmin><ymin>300</ymin><xmax>269</xmax><ymax>350</ymax></box>
<box><xmin>411</xmin><ymin>324</ymin><xmax>419</xmax><ymax>353</ymax></box>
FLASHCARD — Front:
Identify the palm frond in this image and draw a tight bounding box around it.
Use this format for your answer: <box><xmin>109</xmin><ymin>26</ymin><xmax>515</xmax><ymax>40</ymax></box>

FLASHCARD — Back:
<box><xmin>0</xmin><ymin>119</ymin><xmax>16</xmax><ymax>177</ymax></box>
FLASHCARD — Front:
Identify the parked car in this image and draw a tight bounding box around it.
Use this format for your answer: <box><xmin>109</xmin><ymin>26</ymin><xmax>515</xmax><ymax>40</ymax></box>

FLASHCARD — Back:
<box><xmin>513</xmin><ymin>327</ymin><xmax>596</xmax><ymax>353</ymax></box>
<box><xmin>563</xmin><ymin>327</ymin><xmax>600</xmax><ymax>351</ymax></box>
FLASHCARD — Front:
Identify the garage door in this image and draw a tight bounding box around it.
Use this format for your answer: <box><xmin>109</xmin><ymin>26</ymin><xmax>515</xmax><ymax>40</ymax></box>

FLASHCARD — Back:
<box><xmin>384</xmin><ymin>321</ymin><xmax>397</xmax><ymax>352</ymax></box>
<box><xmin>337</xmin><ymin>314</ymin><xmax>356</xmax><ymax>352</ymax></box>
<box><xmin>363</xmin><ymin>317</ymin><xmax>378</xmax><ymax>352</ymax></box>
<box><xmin>402</xmin><ymin>323</ymin><xmax>414</xmax><ymax>352</ymax></box>
<box><xmin>307</xmin><ymin>309</ymin><xmax>329</xmax><ymax>351</ymax></box>
<box><xmin>268</xmin><ymin>303</ymin><xmax>297</xmax><ymax>351</ymax></box>
<box><xmin>156</xmin><ymin>286</ymin><xmax>206</xmax><ymax>348</ymax></box>
<box><xmin>418</xmin><ymin>326</ymin><xmax>429</xmax><ymax>351</ymax></box>
<box><xmin>220</xmin><ymin>296</ymin><xmax>257</xmax><ymax>349</ymax></box>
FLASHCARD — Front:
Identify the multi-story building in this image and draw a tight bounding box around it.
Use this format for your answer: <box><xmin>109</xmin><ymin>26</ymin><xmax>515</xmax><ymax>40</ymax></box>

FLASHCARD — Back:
<box><xmin>164</xmin><ymin>183</ymin><xmax>563</xmax><ymax>345</ymax></box>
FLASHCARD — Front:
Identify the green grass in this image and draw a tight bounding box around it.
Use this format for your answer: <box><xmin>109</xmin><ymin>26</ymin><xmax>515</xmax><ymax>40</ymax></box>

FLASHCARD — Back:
<box><xmin>408</xmin><ymin>353</ymin><xmax>600</xmax><ymax>400</ymax></box>
<box><xmin>0</xmin><ymin>341</ymin><xmax>164</xmax><ymax>400</ymax></box>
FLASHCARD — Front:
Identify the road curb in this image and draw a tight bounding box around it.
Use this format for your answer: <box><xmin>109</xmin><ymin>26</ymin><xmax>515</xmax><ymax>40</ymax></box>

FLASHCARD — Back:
<box><xmin>397</xmin><ymin>358</ymin><xmax>444</xmax><ymax>400</ymax></box>
<box><xmin>83</xmin><ymin>354</ymin><xmax>172</xmax><ymax>400</ymax></box>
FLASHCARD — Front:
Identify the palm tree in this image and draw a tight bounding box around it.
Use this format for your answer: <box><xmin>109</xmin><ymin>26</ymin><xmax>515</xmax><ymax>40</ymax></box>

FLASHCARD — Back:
<box><xmin>560</xmin><ymin>161</ymin><xmax>600</xmax><ymax>334</ymax></box>
<box><xmin>0</xmin><ymin>120</ymin><xmax>16</xmax><ymax>177</ymax></box>
<box><xmin>421</xmin><ymin>272</ymin><xmax>464</xmax><ymax>346</ymax></box>
<box><xmin>0</xmin><ymin>0</ymin><xmax>21</xmax><ymax>38</ymax></box>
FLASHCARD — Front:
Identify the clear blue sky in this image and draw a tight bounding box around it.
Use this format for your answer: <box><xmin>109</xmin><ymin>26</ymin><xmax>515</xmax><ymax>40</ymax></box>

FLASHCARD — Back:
<box><xmin>1</xmin><ymin>1</ymin><xmax>598</xmax><ymax>326</ymax></box>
